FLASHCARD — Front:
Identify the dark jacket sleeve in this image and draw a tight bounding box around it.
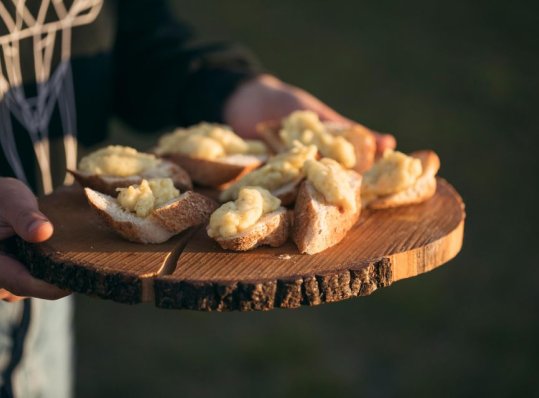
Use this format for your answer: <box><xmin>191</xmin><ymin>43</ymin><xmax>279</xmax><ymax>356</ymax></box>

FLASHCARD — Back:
<box><xmin>112</xmin><ymin>0</ymin><xmax>263</xmax><ymax>132</ymax></box>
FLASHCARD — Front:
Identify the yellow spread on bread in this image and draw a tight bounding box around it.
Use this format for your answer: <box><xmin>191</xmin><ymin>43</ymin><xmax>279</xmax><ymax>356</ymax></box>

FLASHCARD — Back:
<box><xmin>116</xmin><ymin>178</ymin><xmax>180</xmax><ymax>218</ymax></box>
<box><xmin>155</xmin><ymin>122</ymin><xmax>267</xmax><ymax>160</ymax></box>
<box><xmin>280</xmin><ymin>111</ymin><xmax>356</xmax><ymax>168</ymax></box>
<box><xmin>220</xmin><ymin>142</ymin><xmax>317</xmax><ymax>202</ymax></box>
<box><xmin>304</xmin><ymin>158</ymin><xmax>356</xmax><ymax>212</ymax></box>
<box><xmin>208</xmin><ymin>187</ymin><xmax>281</xmax><ymax>238</ymax></box>
<box><xmin>362</xmin><ymin>150</ymin><xmax>422</xmax><ymax>201</ymax></box>
<box><xmin>78</xmin><ymin>146</ymin><xmax>159</xmax><ymax>177</ymax></box>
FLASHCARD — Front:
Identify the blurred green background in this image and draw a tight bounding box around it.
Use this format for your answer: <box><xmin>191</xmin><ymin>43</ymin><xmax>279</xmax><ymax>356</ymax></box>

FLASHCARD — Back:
<box><xmin>75</xmin><ymin>1</ymin><xmax>538</xmax><ymax>397</ymax></box>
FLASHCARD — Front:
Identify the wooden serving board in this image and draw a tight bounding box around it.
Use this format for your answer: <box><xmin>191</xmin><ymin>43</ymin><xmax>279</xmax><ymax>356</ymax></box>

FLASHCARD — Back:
<box><xmin>17</xmin><ymin>178</ymin><xmax>465</xmax><ymax>311</ymax></box>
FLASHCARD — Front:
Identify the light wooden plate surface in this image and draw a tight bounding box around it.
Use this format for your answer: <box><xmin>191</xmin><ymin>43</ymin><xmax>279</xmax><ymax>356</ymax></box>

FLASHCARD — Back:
<box><xmin>17</xmin><ymin>178</ymin><xmax>465</xmax><ymax>311</ymax></box>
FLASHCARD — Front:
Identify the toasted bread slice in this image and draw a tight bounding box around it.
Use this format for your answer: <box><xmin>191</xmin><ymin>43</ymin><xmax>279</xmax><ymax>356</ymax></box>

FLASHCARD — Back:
<box><xmin>270</xmin><ymin>178</ymin><xmax>304</xmax><ymax>207</ymax></box>
<box><xmin>257</xmin><ymin>120</ymin><xmax>288</xmax><ymax>154</ymax></box>
<box><xmin>69</xmin><ymin>160</ymin><xmax>192</xmax><ymax>196</ymax></box>
<box><xmin>292</xmin><ymin>171</ymin><xmax>362</xmax><ymax>255</ymax></box>
<box><xmin>85</xmin><ymin>188</ymin><xmax>218</xmax><ymax>244</ymax></box>
<box><xmin>211</xmin><ymin>207</ymin><xmax>290</xmax><ymax>251</ymax></box>
<box><xmin>256</xmin><ymin>120</ymin><xmax>376</xmax><ymax>173</ymax></box>
<box><xmin>324</xmin><ymin>122</ymin><xmax>376</xmax><ymax>173</ymax></box>
<box><xmin>162</xmin><ymin>153</ymin><xmax>266</xmax><ymax>188</ymax></box>
<box><xmin>218</xmin><ymin>172</ymin><xmax>304</xmax><ymax>207</ymax></box>
<box><xmin>365</xmin><ymin>150</ymin><xmax>440</xmax><ymax>209</ymax></box>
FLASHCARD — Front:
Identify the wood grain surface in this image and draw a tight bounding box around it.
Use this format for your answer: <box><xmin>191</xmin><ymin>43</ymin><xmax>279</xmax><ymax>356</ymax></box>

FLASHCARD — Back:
<box><xmin>17</xmin><ymin>178</ymin><xmax>465</xmax><ymax>310</ymax></box>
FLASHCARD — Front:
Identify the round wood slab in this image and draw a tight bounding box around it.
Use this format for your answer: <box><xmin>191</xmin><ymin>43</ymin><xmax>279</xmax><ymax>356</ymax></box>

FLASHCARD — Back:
<box><xmin>17</xmin><ymin>178</ymin><xmax>465</xmax><ymax>311</ymax></box>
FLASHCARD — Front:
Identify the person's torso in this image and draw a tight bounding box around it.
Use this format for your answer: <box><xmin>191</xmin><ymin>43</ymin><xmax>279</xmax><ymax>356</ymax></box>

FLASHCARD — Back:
<box><xmin>0</xmin><ymin>0</ymin><xmax>117</xmax><ymax>194</ymax></box>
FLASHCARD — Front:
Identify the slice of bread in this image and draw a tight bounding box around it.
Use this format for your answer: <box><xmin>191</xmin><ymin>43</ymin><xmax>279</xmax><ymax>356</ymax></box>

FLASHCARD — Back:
<box><xmin>257</xmin><ymin>120</ymin><xmax>376</xmax><ymax>173</ymax></box>
<box><xmin>211</xmin><ymin>208</ymin><xmax>290</xmax><ymax>251</ymax></box>
<box><xmin>218</xmin><ymin>172</ymin><xmax>305</xmax><ymax>207</ymax></box>
<box><xmin>85</xmin><ymin>188</ymin><xmax>218</xmax><ymax>244</ymax></box>
<box><xmin>365</xmin><ymin>150</ymin><xmax>440</xmax><ymax>209</ymax></box>
<box><xmin>162</xmin><ymin>153</ymin><xmax>266</xmax><ymax>188</ymax></box>
<box><xmin>257</xmin><ymin>120</ymin><xmax>287</xmax><ymax>154</ymax></box>
<box><xmin>292</xmin><ymin>171</ymin><xmax>362</xmax><ymax>255</ymax></box>
<box><xmin>270</xmin><ymin>177</ymin><xmax>304</xmax><ymax>207</ymax></box>
<box><xmin>324</xmin><ymin>122</ymin><xmax>376</xmax><ymax>173</ymax></box>
<box><xmin>69</xmin><ymin>160</ymin><xmax>192</xmax><ymax>196</ymax></box>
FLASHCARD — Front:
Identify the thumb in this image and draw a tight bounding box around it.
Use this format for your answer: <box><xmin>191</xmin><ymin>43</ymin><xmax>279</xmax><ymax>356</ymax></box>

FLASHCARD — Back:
<box><xmin>0</xmin><ymin>178</ymin><xmax>53</xmax><ymax>243</ymax></box>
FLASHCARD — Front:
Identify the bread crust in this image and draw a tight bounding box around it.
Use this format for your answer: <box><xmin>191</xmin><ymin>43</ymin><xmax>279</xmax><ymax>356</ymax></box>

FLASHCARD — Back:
<box><xmin>212</xmin><ymin>208</ymin><xmax>290</xmax><ymax>251</ymax></box>
<box><xmin>69</xmin><ymin>160</ymin><xmax>192</xmax><ymax>196</ymax></box>
<box><xmin>256</xmin><ymin>120</ymin><xmax>288</xmax><ymax>154</ymax></box>
<box><xmin>271</xmin><ymin>178</ymin><xmax>304</xmax><ymax>207</ymax></box>
<box><xmin>152</xmin><ymin>191</ymin><xmax>218</xmax><ymax>232</ymax></box>
<box><xmin>365</xmin><ymin>150</ymin><xmax>440</xmax><ymax>209</ymax></box>
<box><xmin>84</xmin><ymin>188</ymin><xmax>217</xmax><ymax>244</ymax></box>
<box><xmin>325</xmin><ymin>122</ymin><xmax>376</xmax><ymax>173</ymax></box>
<box><xmin>256</xmin><ymin>120</ymin><xmax>376</xmax><ymax>173</ymax></box>
<box><xmin>162</xmin><ymin>153</ymin><xmax>265</xmax><ymax>188</ymax></box>
<box><xmin>292</xmin><ymin>171</ymin><xmax>362</xmax><ymax>255</ymax></box>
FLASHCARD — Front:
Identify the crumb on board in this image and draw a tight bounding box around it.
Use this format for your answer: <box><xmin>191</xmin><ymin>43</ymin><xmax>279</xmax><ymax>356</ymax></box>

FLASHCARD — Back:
<box><xmin>277</xmin><ymin>254</ymin><xmax>292</xmax><ymax>260</ymax></box>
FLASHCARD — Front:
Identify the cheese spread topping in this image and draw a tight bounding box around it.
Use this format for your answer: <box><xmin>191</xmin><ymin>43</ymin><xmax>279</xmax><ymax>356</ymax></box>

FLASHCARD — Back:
<box><xmin>155</xmin><ymin>122</ymin><xmax>267</xmax><ymax>160</ymax></box>
<box><xmin>78</xmin><ymin>146</ymin><xmax>159</xmax><ymax>177</ymax></box>
<box><xmin>280</xmin><ymin>110</ymin><xmax>356</xmax><ymax>168</ymax></box>
<box><xmin>220</xmin><ymin>142</ymin><xmax>317</xmax><ymax>202</ymax></box>
<box><xmin>362</xmin><ymin>150</ymin><xmax>422</xmax><ymax>198</ymax></box>
<box><xmin>304</xmin><ymin>158</ymin><xmax>357</xmax><ymax>212</ymax></box>
<box><xmin>208</xmin><ymin>187</ymin><xmax>281</xmax><ymax>238</ymax></box>
<box><xmin>116</xmin><ymin>178</ymin><xmax>180</xmax><ymax>218</ymax></box>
